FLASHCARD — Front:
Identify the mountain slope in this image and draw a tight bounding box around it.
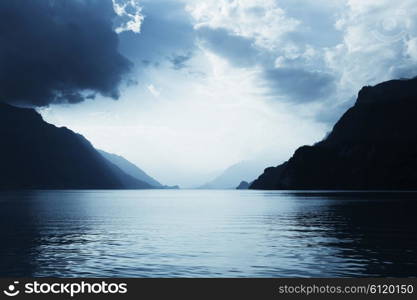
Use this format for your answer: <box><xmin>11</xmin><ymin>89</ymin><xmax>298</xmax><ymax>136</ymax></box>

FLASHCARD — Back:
<box><xmin>201</xmin><ymin>161</ymin><xmax>266</xmax><ymax>189</ymax></box>
<box><xmin>250</xmin><ymin>77</ymin><xmax>417</xmax><ymax>190</ymax></box>
<box><xmin>236</xmin><ymin>181</ymin><xmax>250</xmax><ymax>190</ymax></box>
<box><xmin>0</xmin><ymin>103</ymin><xmax>151</xmax><ymax>189</ymax></box>
<box><xmin>98</xmin><ymin>150</ymin><xmax>162</xmax><ymax>188</ymax></box>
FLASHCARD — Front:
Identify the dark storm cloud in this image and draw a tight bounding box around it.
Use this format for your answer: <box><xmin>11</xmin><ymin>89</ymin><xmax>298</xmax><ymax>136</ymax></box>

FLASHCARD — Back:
<box><xmin>118</xmin><ymin>0</ymin><xmax>196</xmax><ymax>70</ymax></box>
<box><xmin>0</xmin><ymin>0</ymin><xmax>132</xmax><ymax>107</ymax></box>
<box><xmin>196</xmin><ymin>27</ymin><xmax>261</xmax><ymax>68</ymax></box>
<box><xmin>263</xmin><ymin>68</ymin><xmax>336</xmax><ymax>103</ymax></box>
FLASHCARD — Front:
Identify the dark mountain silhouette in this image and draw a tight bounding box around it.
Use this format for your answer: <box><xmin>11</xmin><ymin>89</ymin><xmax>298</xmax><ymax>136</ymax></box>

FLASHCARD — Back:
<box><xmin>0</xmin><ymin>103</ymin><xmax>151</xmax><ymax>189</ymax></box>
<box><xmin>250</xmin><ymin>77</ymin><xmax>417</xmax><ymax>190</ymax></box>
<box><xmin>98</xmin><ymin>150</ymin><xmax>163</xmax><ymax>188</ymax></box>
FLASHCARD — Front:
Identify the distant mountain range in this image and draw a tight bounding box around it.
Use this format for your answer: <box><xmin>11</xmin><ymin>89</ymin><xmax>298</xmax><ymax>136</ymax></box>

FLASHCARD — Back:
<box><xmin>98</xmin><ymin>150</ymin><xmax>162</xmax><ymax>188</ymax></box>
<box><xmin>236</xmin><ymin>181</ymin><xmax>250</xmax><ymax>190</ymax></box>
<box><xmin>4</xmin><ymin>76</ymin><xmax>416</xmax><ymax>191</ymax></box>
<box><xmin>200</xmin><ymin>161</ymin><xmax>267</xmax><ymax>189</ymax></box>
<box><xmin>0</xmin><ymin>103</ymin><xmax>154</xmax><ymax>189</ymax></box>
<box><xmin>250</xmin><ymin>77</ymin><xmax>417</xmax><ymax>190</ymax></box>
<box><xmin>98</xmin><ymin>150</ymin><xmax>178</xmax><ymax>189</ymax></box>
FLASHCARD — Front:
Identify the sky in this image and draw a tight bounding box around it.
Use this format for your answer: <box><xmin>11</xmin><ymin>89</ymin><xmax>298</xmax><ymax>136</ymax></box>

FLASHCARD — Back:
<box><xmin>2</xmin><ymin>0</ymin><xmax>417</xmax><ymax>187</ymax></box>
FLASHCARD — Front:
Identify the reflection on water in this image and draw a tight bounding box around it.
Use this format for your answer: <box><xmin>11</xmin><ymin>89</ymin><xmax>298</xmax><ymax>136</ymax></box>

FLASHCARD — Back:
<box><xmin>0</xmin><ymin>190</ymin><xmax>416</xmax><ymax>277</ymax></box>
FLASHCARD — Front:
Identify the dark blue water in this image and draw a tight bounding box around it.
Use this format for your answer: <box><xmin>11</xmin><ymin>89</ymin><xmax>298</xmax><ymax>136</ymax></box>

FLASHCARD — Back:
<box><xmin>0</xmin><ymin>190</ymin><xmax>416</xmax><ymax>277</ymax></box>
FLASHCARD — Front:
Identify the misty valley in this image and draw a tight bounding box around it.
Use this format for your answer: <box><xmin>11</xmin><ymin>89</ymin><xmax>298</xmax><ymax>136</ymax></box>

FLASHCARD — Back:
<box><xmin>1</xmin><ymin>77</ymin><xmax>417</xmax><ymax>277</ymax></box>
<box><xmin>1</xmin><ymin>0</ymin><xmax>417</xmax><ymax>281</ymax></box>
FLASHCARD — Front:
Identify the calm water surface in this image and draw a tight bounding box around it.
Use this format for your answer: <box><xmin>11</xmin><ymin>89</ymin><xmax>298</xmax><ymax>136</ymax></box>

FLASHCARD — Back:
<box><xmin>0</xmin><ymin>190</ymin><xmax>416</xmax><ymax>277</ymax></box>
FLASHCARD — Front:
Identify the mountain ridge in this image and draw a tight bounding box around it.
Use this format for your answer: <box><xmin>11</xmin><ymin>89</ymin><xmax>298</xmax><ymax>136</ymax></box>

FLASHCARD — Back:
<box><xmin>0</xmin><ymin>103</ymin><xmax>151</xmax><ymax>189</ymax></box>
<box><xmin>98</xmin><ymin>150</ymin><xmax>163</xmax><ymax>188</ymax></box>
<box><xmin>250</xmin><ymin>77</ymin><xmax>417</xmax><ymax>190</ymax></box>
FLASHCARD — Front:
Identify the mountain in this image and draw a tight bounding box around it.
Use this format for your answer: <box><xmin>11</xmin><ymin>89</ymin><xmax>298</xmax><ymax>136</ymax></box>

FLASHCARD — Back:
<box><xmin>98</xmin><ymin>150</ymin><xmax>162</xmax><ymax>188</ymax></box>
<box><xmin>251</xmin><ymin>77</ymin><xmax>417</xmax><ymax>190</ymax></box>
<box><xmin>201</xmin><ymin>161</ymin><xmax>266</xmax><ymax>189</ymax></box>
<box><xmin>0</xmin><ymin>103</ymin><xmax>151</xmax><ymax>189</ymax></box>
<box><xmin>236</xmin><ymin>181</ymin><xmax>250</xmax><ymax>190</ymax></box>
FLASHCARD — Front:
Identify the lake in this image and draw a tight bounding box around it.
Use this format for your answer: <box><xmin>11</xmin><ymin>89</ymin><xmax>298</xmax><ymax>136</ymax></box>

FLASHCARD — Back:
<box><xmin>0</xmin><ymin>190</ymin><xmax>416</xmax><ymax>277</ymax></box>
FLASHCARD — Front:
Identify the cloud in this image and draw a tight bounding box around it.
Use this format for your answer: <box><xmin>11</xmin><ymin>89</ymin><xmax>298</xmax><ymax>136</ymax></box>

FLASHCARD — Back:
<box><xmin>147</xmin><ymin>84</ymin><xmax>161</xmax><ymax>97</ymax></box>
<box><xmin>406</xmin><ymin>37</ymin><xmax>417</xmax><ymax>61</ymax></box>
<box><xmin>35</xmin><ymin>0</ymin><xmax>417</xmax><ymax>187</ymax></box>
<box><xmin>263</xmin><ymin>68</ymin><xmax>336</xmax><ymax>103</ymax></box>
<box><xmin>187</xmin><ymin>0</ymin><xmax>299</xmax><ymax>51</ymax></box>
<box><xmin>186</xmin><ymin>1</ymin><xmax>339</xmax><ymax>104</ymax></box>
<box><xmin>195</xmin><ymin>27</ymin><xmax>261</xmax><ymax>68</ymax></box>
<box><xmin>187</xmin><ymin>0</ymin><xmax>338</xmax><ymax>109</ymax></box>
<box><xmin>118</xmin><ymin>0</ymin><xmax>197</xmax><ymax>70</ymax></box>
<box><xmin>327</xmin><ymin>0</ymin><xmax>417</xmax><ymax>80</ymax></box>
<box><xmin>185</xmin><ymin>0</ymin><xmax>417</xmax><ymax>123</ymax></box>
<box><xmin>0</xmin><ymin>0</ymin><xmax>132</xmax><ymax>107</ymax></box>
<box><xmin>112</xmin><ymin>0</ymin><xmax>144</xmax><ymax>33</ymax></box>
<box><xmin>169</xmin><ymin>53</ymin><xmax>193</xmax><ymax>70</ymax></box>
